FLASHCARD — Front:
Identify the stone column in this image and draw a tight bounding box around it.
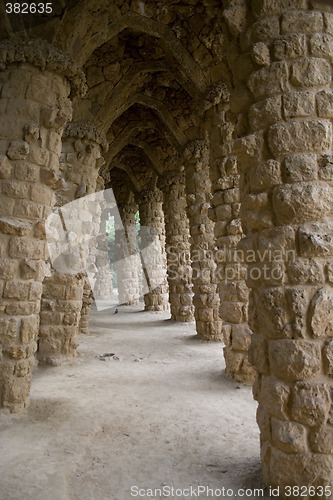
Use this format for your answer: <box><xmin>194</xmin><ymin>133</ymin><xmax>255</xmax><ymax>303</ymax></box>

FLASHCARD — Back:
<box><xmin>233</xmin><ymin>1</ymin><xmax>333</xmax><ymax>494</ymax></box>
<box><xmin>137</xmin><ymin>188</ymin><xmax>169</xmax><ymax>311</ymax></box>
<box><xmin>205</xmin><ymin>83</ymin><xmax>255</xmax><ymax>383</ymax></box>
<box><xmin>38</xmin><ymin>121</ymin><xmax>107</xmax><ymax>365</ymax></box>
<box><xmin>93</xmin><ymin>208</ymin><xmax>113</xmax><ymax>301</ymax></box>
<box><xmin>0</xmin><ymin>38</ymin><xmax>85</xmax><ymax>411</ymax></box>
<box><xmin>158</xmin><ymin>171</ymin><xmax>194</xmax><ymax>322</ymax></box>
<box><xmin>79</xmin><ymin>280</ymin><xmax>94</xmax><ymax>334</ymax></box>
<box><xmin>184</xmin><ymin>140</ymin><xmax>222</xmax><ymax>341</ymax></box>
<box><xmin>116</xmin><ymin>203</ymin><xmax>141</xmax><ymax>305</ymax></box>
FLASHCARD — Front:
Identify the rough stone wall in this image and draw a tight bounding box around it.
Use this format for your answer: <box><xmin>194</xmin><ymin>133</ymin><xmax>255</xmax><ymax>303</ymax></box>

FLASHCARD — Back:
<box><xmin>184</xmin><ymin>140</ymin><xmax>222</xmax><ymax>341</ymax></box>
<box><xmin>137</xmin><ymin>188</ymin><xmax>169</xmax><ymax>311</ymax></box>
<box><xmin>206</xmin><ymin>85</ymin><xmax>255</xmax><ymax>383</ymax></box>
<box><xmin>158</xmin><ymin>170</ymin><xmax>194</xmax><ymax>322</ymax></box>
<box><xmin>223</xmin><ymin>0</ymin><xmax>333</xmax><ymax>494</ymax></box>
<box><xmin>79</xmin><ymin>279</ymin><xmax>94</xmax><ymax>335</ymax></box>
<box><xmin>93</xmin><ymin>208</ymin><xmax>114</xmax><ymax>301</ymax></box>
<box><xmin>0</xmin><ymin>38</ymin><xmax>84</xmax><ymax>411</ymax></box>
<box><xmin>116</xmin><ymin>203</ymin><xmax>141</xmax><ymax>305</ymax></box>
<box><xmin>38</xmin><ymin>121</ymin><xmax>107</xmax><ymax>364</ymax></box>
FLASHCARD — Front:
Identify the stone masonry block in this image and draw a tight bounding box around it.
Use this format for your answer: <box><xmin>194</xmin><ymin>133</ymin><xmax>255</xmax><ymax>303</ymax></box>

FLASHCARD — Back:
<box><xmin>268</xmin><ymin>339</ymin><xmax>321</xmax><ymax>381</ymax></box>
<box><xmin>13</xmin><ymin>200</ymin><xmax>44</xmax><ymax>219</ymax></box>
<box><xmin>281</xmin><ymin>11</ymin><xmax>324</xmax><ymax>34</ymax></box>
<box><xmin>14</xmin><ymin>162</ymin><xmax>39</xmax><ymax>182</ymax></box>
<box><xmin>0</xmin><ymin>317</ymin><xmax>18</xmax><ymax>345</ymax></box>
<box><xmin>4</xmin><ymin>281</ymin><xmax>30</xmax><ymax>300</ymax></box>
<box><xmin>274</xmin><ymin>34</ymin><xmax>306</xmax><ymax>60</ymax></box>
<box><xmin>298</xmin><ymin>222</ymin><xmax>333</xmax><ymax>257</ymax></box>
<box><xmin>291</xmin><ymin>58</ymin><xmax>331</xmax><ymax>87</ymax></box>
<box><xmin>310</xmin><ymin>34</ymin><xmax>333</xmax><ymax>63</ymax></box>
<box><xmin>261</xmin><ymin>375</ymin><xmax>290</xmax><ymax>420</ymax></box>
<box><xmin>248</xmin><ymin>334</ymin><xmax>269</xmax><ymax>374</ymax></box>
<box><xmin>0</xmin><ymin>259</ymin><xmax>17</xmax><ymax>280</ymax></box>
<box><xmin>310</xmin><ymin>287</ymin><xmax>333</xmax><ymax>338</ymax></box>
<box><xmin>252</xmin><ymin>0</ymin><xmax>307</xmax><ymax>19</ymax></box>
<box><xmin>291</xmin><ymin>382</ymin><xmax>330</xmax><ymax>426</ymax></box>
<box><xmin>9</xmin><ymin>237</ymin><xmax>45</xmax><ymax>260</ymax></box>
<box><xmin>0</xmin><ymin>155</ymin><xmax>12</xmax><ymax>179</ymax></box>
<box><xmin>269</xmin><ymin>119</ymin><xmax>332</xmax><ymax>157</ymax></box>
<box><xmin>7</xmin><ymin>141</ymin><xmax>29</xmax><ymax>160</ymax></box>
<box><xmin>282</xmin><ymin>154</ymin><xmax>317</xmax><ymax>183</ymax></box>
<box><xmin>309</xmin><ymin>425</ymin><xmax>333</xmax><ymax>454</ymax></box>
<box><xmin>248</xmin><ymin>96</ymin><xmax>282</xmax><ymax>131</ymax></box>
<box><xmin>317</xmin><ymin>90</ymin><xmax>333</xmax><ymax>117</ymax></box>
<box><xmin>271</xmin><ymin>418</ymin><xmax>307</xmax><ymax>453</ymax></box>
<box><xmin>270</xmin><ymin>447</ymin><xmax>333</xmax><ymax>491</ymax></box>
<box><xmin>247</xmin><ymin>62</ymin><xmax>289</xmax><ymax>99</ymax></box>
<box><xmin>250</xmin><ymin>18</ymin><xmax>280</xmax><ymax>43</ymax></box>
<box><xmin>283</xmin><ymin>91</ymin><xmax>315</xmax><ymax>118</ymax></box>
<box><xmin>20</xmin><ymin>316</ymin><xmax>38</xmax><ymax>344</ymax></box>
<box><xmin>287</xmin><ymin>258</ymin><xmax>325</xmax><ymax>285</ymax></box>
<box><xmin>250</xmin><ymin>160</ymin><xmax>281</xmax><ymax>191</ymax></box>
<box><xmin>323</xmin><ymin>338</ymin><xmax>333</xmax><ymax>376</ymax></box>
<box><xmin>231</xmin><ymin>323</ymin><xmax>252</xmax><ymax>351</ymax></box>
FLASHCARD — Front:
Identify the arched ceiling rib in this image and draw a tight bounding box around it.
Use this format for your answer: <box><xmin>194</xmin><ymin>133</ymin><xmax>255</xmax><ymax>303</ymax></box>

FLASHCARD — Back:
<box><xmin>75</xmin><ymin>11</ymin><xmax>208</xmax><ymax>94</ymax></box>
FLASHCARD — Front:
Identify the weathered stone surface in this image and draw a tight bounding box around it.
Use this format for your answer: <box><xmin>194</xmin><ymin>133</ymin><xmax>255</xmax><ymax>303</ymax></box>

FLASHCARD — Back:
<box><xmin>7</xmin><ymin>141</ymin><xmax>29</xmax><ymax>160</ymax></box>
<box><xmin>248</xmin><ymin>96</ymin><xmax>282</xmax><ymax>131</ymax></box>
<box><xmin>274</xmin><ymin>34</ymin><xmax>307</xmax><ymax>60</ymax></box>
<box><xmin>309</xmin><ymin>425</ymin><xmax>333</xmax><ymax>454</ymax></box>
<box><xmin>247</xmin><ymin>62</ymin><xmax>289</xmax><ymax>99</ymax></box>
<box><xmin>260</xmin><ymin>376</ymin><xmax>290</xmax><ymax>419</ymax></box>
<box><xmin>248</xmin><ymin>334</ymin><xmax>269</xmax><ymax>374</ymax></box>
<box><xmin>291</xmin><ymin>58</ymin><xmax>331</xmax><ymax>87</ymax></box>
<box><xmin>310</xmin><ymin>33</ymin><xmax>333</xmax><ymax>63</ymax></box>
<box><xmin>309</xmin><ymin>287</ymin><xmax>333</xmax><ymax>338</ymax></box>
<box><xmin>269</xmin><ymin>448</ymin><xmax>333</xmax><ymax>492</ymax></box>
<box><xmin>252</xmin><ymin>0</ymin><xmax>307</xmax><ymax>19</ymax></box>
<box><xmin>281</xmin><ymin>11</ymin><xmax>324</xmax><ymax>34</ymax></box>
<box><xmin>298</xmin><ymin>222</ymin><xmax>333</xmax><ymax>257</ymax></box>
<box><xmin>283</xmin><ymin>91</ymin><xmax>315</xmax><ymax>118</ymax></box>
<box><xmin>269</xmin><ymin>120</ymin><xmax>332</xmax><ymax>157</ymax></box>
<box><xmin>291</xmin><ymin>382</ymin><xmax>330</xmax><ymax>426</ymax></box>
<box><xmin>282</xmin><ymin>154</ymin><xmax>317</xmax><ymax>183</ymax></box>
<box><xmin>317</xmin><ymin>90</ymin><xmax>333</xmax><ymax>118</ymax></box>
<box><xmin>268</xmin><ymin>339</ymin><xmax>321</xmax><ymax>381</ymax></box>
<box><xmin>273</xmin><ymin>182</ymin><xmax>333</xmax><ymax>224</ymax></box>
<box><xmin>249</xmin><ymin>160</ymin><xmax>281</xmax><ymax>191</ymax></box>
<box><xmin>271</xmin><ymin>418</ymin><xmax>307</xmax><ymax>453</ymax></box>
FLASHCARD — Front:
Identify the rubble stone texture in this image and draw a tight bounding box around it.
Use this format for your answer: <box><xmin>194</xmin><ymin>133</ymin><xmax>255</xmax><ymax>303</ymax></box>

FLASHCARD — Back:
<box><xmin>0</xmin><ymin>38</ymin><xmax>83</xmax><ymax>411</ymax></box>
<box><xmin>0</xmin><ymin>1</ymin><xmax>333</xmax><ymax>495</ymax></box>
<box><xmin>223</xmin><ymin>0</ymin><xmax>333</xmax><ymax>494</ymax></box>
<box><xmin>137</xmin><ymin>188</ymin><xmax>169</xmax><ymax>311</ymax></box>
<box><xmin>184</xmin><ymin>140</ymin><xmax>222</xmax><ymax>341</ymax></box>
<box><xmin>158</xmin><ymin>170</ymin><xmax>194</xmax><ymax>322</ymax></box>
<box><xmin>38</xmin><ymin>121</ymin><xmax>107</xmax><ymax>365</ymax></box>
<box><xmin>116</xmin><ymin>203</ymin><xmax>141</xmax><ymax>305</ymax></box>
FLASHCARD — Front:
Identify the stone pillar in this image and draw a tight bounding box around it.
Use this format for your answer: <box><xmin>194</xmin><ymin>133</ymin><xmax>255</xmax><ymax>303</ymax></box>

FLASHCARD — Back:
<box><xmin>38</xmin><ymin>121</ymin><xmax>107</xmax><ymax>365</ymax></box>
<box><xmin>137</xmin><ymin>188</ymin><xmax>169</xmax><ymax>311</ymax></box>
<box><xmin>116</xmin><ymin>203</ymin><xmax>141</xmax><ymax>305</ymax></box>
<box><xmin>205</xmin><ymin>84</ymin><xmax>255</xmax><ymax>383</ymax></box>
<box><xmin>158</xmin><ymin>171</ymin><xmax>194</xmax><ymax>322</ymax></box>
<box><xmin>184</xmin><ymin>140</ymin><xmax>222</xmax><ymax>341</ymax></box>
<box><xmin>78</xmin><ymin>175</ymin><xmax>106</xmax><ymax>334</ymax></box>
<box><xmin>79</xmin><ymin>280</ymin><xmax>93</xmax><ymax>334</ymax></box>
<box><xmin>233</xmin><ymin>2</ymin><xmax>333</xmax><ymax>494</ymax></box>
<box><xmin>0</xmin><ymin>38</ymin><xmax>85</xmax><ymax>411</ymax></box>
<box><xmin>93</xmin><ymin>208</ymin><xmax>113</xmax><ymax>301</ymax></box>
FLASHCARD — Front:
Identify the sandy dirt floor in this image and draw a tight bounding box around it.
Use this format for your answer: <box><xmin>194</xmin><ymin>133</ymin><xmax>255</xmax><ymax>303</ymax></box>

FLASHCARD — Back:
<box><xmin>0</xmin><ymin>304</ymin><xmax>274</xmax><ymax>500</ymax></box>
